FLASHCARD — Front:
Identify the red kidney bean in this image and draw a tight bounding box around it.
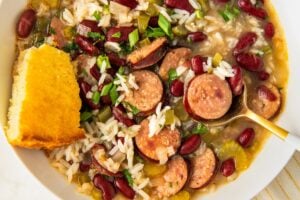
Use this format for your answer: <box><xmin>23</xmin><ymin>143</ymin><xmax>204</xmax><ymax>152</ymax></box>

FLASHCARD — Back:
<box><xmin>101</xmin><ymin>95</ymin><xmax>112</xmax><ymax>105</ymax></box>
<box><xmin>106</xmin><ymin>26</ymin><xmax>135</xmax><ymax>43</ymax></box>
<box><xmin>249</xmin><ymin>7</ymin><xmax>267</xmax><ymax>19</ymax></box>
<box><xmin>236</xmin><ymin>53</ymin><xmax>263</xmax><ymax>72</ymax></box>
<box><xmin>165</xmin><ymin>0</ymin><xmax>194</xmax><ymax>13</ymax></box>
<box><xmin>79</xmin><ymin>160</ymin><xmax>91</xmax><ymax>172</ymax></box>
<box><xmin>257</xmin><ymin>85</ymin><xmax>277</xmax><ymax>101</ymax></box>
<box><xmin>114</xmin><ymin>0</ymin><xmax>138</xmax><ymax>9</ymax></box>
<box><xmin>238</xmin><ymin>0</ymin><xmax>267</xmax><ymax>19</ymax></box>
<box><xmin>170</xmin><ymin>79</ymin><xmax>184</xmax><ymax>97</ymax></box>
<box><xmin>149</xmin><ymin>16</ymin><xmax>159</xmax><ymax>27</ymax></box>
<box><xmin>179</xmin><ymin>135</ymin><xmax>201</xmax><ymax>155</ymax></box>
<box><xmin>79</xmin><ymin>78</ymin><xmax>91</xmax><ymax>95</ymax></box>
<box><xmin>114</xmin><ymin>177</ymin><xmax>136</xmax><ymax>199</ymax></box>
<box><xmin>187</xmin><ymin>32</ymin><xmax>207</xmax><ymax>43</ymax></box>
<box><xmin>220</xmin><ymin>158</ymin><xmax>236</xmax><ymax>177</ymax></box>
<box><xmin>237</xmin><ymin>128</ymin><xmax>255</xmax><ymax>148</ymax></box>
<box><xmin>258</xmin><ymin>70</ymin><xmax>270</xmax><ymax>81</ymax></box>
<box><xmin>78</xmin><ymin>79</ymin><xmax>100</xmax><ymax>109</ymax></box>
<box><xmin>228</xmin><ymin>66</ymin><xmax>244</xmax><ymax>96</ymax></box>
<box><xmin>93</xmin><ymin>174</ymin><xmax>116</xmax><ymax>200</ymax></box>
<box><xmin>238</xmin><ymin>0</ymin><xmax>252</xmax><ymax>12</ymax></box>
<box><xmin>107</xmin><ymin>52</ymin><xmax>126</xmax><ymax>67</ymax></box>
<box><xmin>233</xmin><ymin>32</ymin><xmax>257</xmax><ymax>56</ymax></box>
<box><xmin>16</xmin><ymin>9</ymin><xmax>37</xmax><ymax>38</ymax></box>
<box><xmin>191</xmin><ymin>56</ymin><xmax>206</xmax><ymax>75</ymax></box>
<box><xmin>90</xmin><ymin>65</ymin><xmax>101</xmax><ymax>81</ymax></box>
<box><xmin>75</xmin><ymin>35</ymin><xmax>100</xmax><ymax>56</ymax></box>
<box><xmin>264</xmin><ymin>22</ymin><xmax>275</xmax><ymax>39</ymax></box>
<box><xmin>112</xmin><ymin>106</ymin><xmax>135</xmax><ymax>127</ymax></box>
<box><xmin>80</xmin><ymin>20</ymin><xmax>103</xmax><ymax>33</ymax></box>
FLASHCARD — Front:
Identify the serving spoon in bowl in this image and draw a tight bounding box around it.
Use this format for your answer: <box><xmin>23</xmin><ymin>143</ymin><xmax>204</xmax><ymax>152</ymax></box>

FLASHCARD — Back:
<box><xmin>201</xmin><ymin>82</ymin><xmax>300</xmax><ymax>151</ymax></box>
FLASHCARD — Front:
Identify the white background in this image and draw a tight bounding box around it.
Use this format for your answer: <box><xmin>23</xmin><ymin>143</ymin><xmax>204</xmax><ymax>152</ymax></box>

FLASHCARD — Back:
<box><xmin>0</xmin><ymin>132</ymin><xmax>57</xmax><ymax>200</ymax></box>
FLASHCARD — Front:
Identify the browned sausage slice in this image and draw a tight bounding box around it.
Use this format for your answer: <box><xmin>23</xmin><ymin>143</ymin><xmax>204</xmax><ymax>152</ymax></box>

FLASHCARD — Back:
<box><xmin>91</xmin><ymin>144</ymin><xmax>123</xmax><ymax>177</ymax></box>
<box><xmin>185</xmin><ymin>74</ymin><xmax>233</xmax><ymax>120</ymax></box>
<box><xmin>50</xmin><ymin>17</ymin><xmax>68</xmax><ymax>49</ymax></box>
<box><xmin>151</xmin><ymin>156</ymin><xmax>188</xmax><ymax>198</ymax></box>
<box><xmin>249</xmin><ymin>83</ymin><xmax>281</xmax><ymax>119</ymax></box>
<box><xmin>188</xmin><ymin>148</ymin><xmax>217</xmax><ymax>189</ymax></box>
<box><xmin>135</xmin><ymin>119</ymin><xmax>181</xmax><ymax>161</ymax></box>
<box><xmin>127</xmin><ymin>37</ymin><xmax>167</xmax><ymax>69</ymax></box>
<box><xmin>159</xmin><ymin>48</ymin><xmax>192</xmax><ymax>80</ymax></box>
<box><xmin>124</xmin><ymin>70</ymin><xmax>163</xmax><ymax>116</ymax></box>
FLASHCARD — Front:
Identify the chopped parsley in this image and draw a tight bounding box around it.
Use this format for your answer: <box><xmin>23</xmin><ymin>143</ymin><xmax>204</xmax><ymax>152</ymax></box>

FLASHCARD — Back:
<box><xmin>120</xmin><ymin>43</ymin><xmax>133</xmax><ymax>55</ymax></box>
<box><xmin>49</xmin><ymin>27</ymin><xmax>56</xmax><ymax>35</ymax></box>
<box><xmin>87</xmin><ymin>32</ymin><xmax>105</xmax><ymax>41</ymax></box>
<box><xmin>123</xmin><ymin>102</ymin><xmax>140</xmax><ymax>115</ymax></box>
<box><xmin>192</xmin><ymin>123</ymin><xmax>209</xmax><ymax>135</ymax></box>
<box><xmin>93</xmin><ymin>11</ymin><xmax>101</xmax><ymax>21</ymax></box>
<box><xmin>168</xmin><ymin>68</ymin><xmax>178</xmax><ymax>83</ymax></box>
<box><xmin>123</xmin><ymin>169</ymin><xmax>134</xmax><ymax>186</ymax></box>
<box><xmin>62</xmin><ymin>42</ymin><xmax>79</xmax><ymax>53</ymax></box>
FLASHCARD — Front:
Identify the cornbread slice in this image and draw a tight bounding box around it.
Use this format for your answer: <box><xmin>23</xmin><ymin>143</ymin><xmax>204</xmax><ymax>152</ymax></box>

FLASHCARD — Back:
<box><xmin>6</xmin><ymin>44</ymin><xmax>84</xmax><ymax>149</ymax></box>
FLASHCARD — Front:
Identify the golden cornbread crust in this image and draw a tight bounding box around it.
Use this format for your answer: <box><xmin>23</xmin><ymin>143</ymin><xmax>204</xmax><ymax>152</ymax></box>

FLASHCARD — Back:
<box><xmin>6</xmin><ymin>44</ymin><xmax>85</xmax><ymax>149</ymax></box>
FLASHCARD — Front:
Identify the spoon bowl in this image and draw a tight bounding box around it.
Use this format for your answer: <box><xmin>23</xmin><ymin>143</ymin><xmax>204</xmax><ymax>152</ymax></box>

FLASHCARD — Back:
<box><xmin>200</xmin><ymin>82</ymin><xmax>300</xmax><ymax>151</ymax></box>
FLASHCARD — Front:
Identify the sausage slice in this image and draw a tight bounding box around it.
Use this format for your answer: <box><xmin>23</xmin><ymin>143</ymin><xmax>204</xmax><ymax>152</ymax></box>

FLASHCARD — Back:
<box><xmin>127</xmin><ymin>37</ymin><xmax>167</xmax><ymax>69</ymax></box>
<box><xmin>249</xmin><ymin>83</ymin><xmax>281</xmax><ymax>119</ymax></box>
<box><xmin>185</xmin><ymin>74</ymin><xmax>233</xmax><ymax>120</ymax></box>
<box><xmin>151</xmin><ymin>156</ymin><xmax>188</xmax><ymax>198</ymax></box>
<box><xmin>135</xmin><ymin>119</ymin><xmax>181</xmax><ymax>161</ymax></box>
<box><xmin>124</xmin><ymin>70</ymin><xmax>163</xmax><ymax>116</ymax></box>
<box><xmin>159</xmin><ymin>48</ymin><xmax>192</xmax><ymax>80</ymax></box>
<box><xmin>188</xmin><ymin>148</ymin><xmax>217</xmax><ymax>189</ymax></box>
<box><xmin>91</xmin><ymin>144</ymin><xmax>123</xmax><ymax>177</ymax></box>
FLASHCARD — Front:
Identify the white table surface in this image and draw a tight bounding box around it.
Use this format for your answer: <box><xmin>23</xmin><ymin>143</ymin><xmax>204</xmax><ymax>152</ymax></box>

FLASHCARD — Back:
<box><xmin>0</xmin><ymin>133</ymin><xmax>57</xmax><ymax>200</ymax></box>
<box><xmin>1</xmin><ymin>130</ymin><xmax>299</xmax><ymax>200</ymax></box>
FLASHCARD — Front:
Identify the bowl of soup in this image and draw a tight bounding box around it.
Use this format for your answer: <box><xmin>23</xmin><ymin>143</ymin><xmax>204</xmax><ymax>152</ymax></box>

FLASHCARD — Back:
<box><xmin>0</xmin><ymin>0</ymin><xmax>299</xmax><ymax>199</ymax></box>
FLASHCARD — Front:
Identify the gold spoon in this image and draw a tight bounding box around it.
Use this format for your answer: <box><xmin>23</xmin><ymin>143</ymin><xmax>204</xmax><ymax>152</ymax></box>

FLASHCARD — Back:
<box><xmin>201</xmin><ymin>83</ymin><xmax>300</xmax><ymax>151</ymax></box>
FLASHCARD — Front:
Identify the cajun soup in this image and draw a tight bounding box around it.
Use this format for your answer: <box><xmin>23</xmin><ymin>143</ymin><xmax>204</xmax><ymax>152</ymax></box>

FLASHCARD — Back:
<box><xmin>13</xmin><ymin>0</ymin><xmax>288</xmax><ymax>199</ymax></box>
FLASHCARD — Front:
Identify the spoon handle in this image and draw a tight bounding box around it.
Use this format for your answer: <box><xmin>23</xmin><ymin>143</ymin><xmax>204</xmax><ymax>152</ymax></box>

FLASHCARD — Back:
<box><xmin>246</xmin><ymin>110</ymin><xmax>300</xmax><ymax>151</ymax></box>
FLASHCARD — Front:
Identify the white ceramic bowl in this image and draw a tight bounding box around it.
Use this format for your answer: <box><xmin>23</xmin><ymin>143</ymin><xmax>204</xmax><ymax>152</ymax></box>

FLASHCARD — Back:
<box><xmin>0</xmin><ymin>0</ymin><xmax>299</xmax><ymax>199</ymax></box>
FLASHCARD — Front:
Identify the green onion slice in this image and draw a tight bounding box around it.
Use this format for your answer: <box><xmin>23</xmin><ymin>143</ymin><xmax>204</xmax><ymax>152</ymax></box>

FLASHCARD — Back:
<box><xmin>158</xmin><ymin>14</ymin><xmax>173</xmax><ymax>38</ymax></box>
<box><xmin>109</xmin><ymin>85</ymin><xmax>119</xmax><ymax>105</ymax></box>
<box><xmin>146</xmin><ymin>27</ymin><xmax>166</xmax><ymax>38</ymax></box>
<box><xmin>80</xmin><ymin>111</ymin><xmax>93</xmax><ymax>122</ymax></box>
<box><xmin>92</xmin><ymin>91</ymin><xmax>101</xmax><ymax>104</ymax></box>
<box><xmin>129</xmin><ymin>29</ymin><xmax>140</xmax><ymax>48</ymax></box>
<box><xmin>97</xmin><ymin>55</ymin><xmax>111</xmax><ymax>72</ymax></box>
<box><xmin>100</xmin><ymin>83</ymin><xmax>113</xmax><ymax>97</ymax></box>
<box><xmin>112</xmin><ymin>31</ymin><xmax>121</xmax><ymax>38</ymax></box>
